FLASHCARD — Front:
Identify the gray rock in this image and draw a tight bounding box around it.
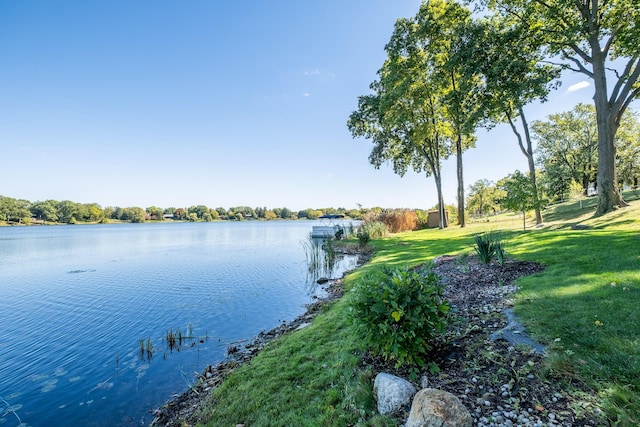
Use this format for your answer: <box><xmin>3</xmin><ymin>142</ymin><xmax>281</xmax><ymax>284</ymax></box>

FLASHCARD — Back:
<box><xmin>406</xmin><ymin>388</ymin><xmax>472</xmax><ymax>427</ymax></box>
<box><xmin>373</xmin><ymin>373</ymin><xmax>417</xmax><ymax>415</ymax></box>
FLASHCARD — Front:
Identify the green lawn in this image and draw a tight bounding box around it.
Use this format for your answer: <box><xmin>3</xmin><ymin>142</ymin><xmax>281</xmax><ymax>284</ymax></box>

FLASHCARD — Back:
<box><xmin>196</xmin><ymin>196</ymin><xmax>640</xmax><ymax>426</ymax></box>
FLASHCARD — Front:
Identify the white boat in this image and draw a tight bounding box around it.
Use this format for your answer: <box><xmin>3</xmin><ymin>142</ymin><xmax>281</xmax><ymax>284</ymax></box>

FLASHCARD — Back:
<box><xmin>310</xmin><ymin>214</ymin><xmax>346</xmax><ymax>239</ymax></box>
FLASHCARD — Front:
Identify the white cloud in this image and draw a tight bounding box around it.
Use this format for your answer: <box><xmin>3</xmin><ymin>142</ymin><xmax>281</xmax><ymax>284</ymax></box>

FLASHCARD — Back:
<box><xmin>567</xmin><ymin>81</ymin><xmax>591</xmax><ymax>92</ymax></box>
<box><xmin>302</xmin><ymin>92</ymin><xmax>310</xmax><ymax>97</ymax></box>
<box><xmin>303</xmin><ymin>68</ymin><xmax>335</xmax><ymax>79</ymax></box>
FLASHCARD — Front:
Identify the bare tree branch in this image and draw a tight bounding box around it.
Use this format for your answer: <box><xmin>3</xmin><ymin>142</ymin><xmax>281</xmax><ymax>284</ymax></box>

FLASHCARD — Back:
<box><xmin>565</xmin><ymin>55</ymin><xmax>594</xmax><ymax>77</ymax></box>
<box><xmin>619</xmin><ymin>86</ymin><xmax>640</xmax><ymax>121</ymax></box>
<box><xmin>610</xmin><ymin>56</ymin><xmax>640</xmax><ymax>107</ymax></box>
<box><xmin>505</xmin><ymin>110</ymin><xmax>529</xmax><ymax>158</ymax></box>
<box><xmin>602</xmin><ymin>29</ymin><xmax>618</xmax><ymax>57</ymax></box>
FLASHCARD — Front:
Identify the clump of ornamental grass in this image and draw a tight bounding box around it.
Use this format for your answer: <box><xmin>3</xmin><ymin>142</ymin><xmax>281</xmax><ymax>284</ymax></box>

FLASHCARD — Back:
<box><xmin>473</xmin><ymin>232</ymin><xmax>505</xmax><ymax>265</ymax></box>
<box><xmin>356</xmin><ymin>221</ymin><xmax>387</xmax><ymax>247</ymax></box>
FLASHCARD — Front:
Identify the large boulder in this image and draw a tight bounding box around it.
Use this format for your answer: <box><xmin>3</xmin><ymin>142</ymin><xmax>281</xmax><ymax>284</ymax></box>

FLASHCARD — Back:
<box><xmin>405</xmin><ymin>388</ymin><xmax>472</xmax><ymax>427</ymax></box>
<box><xmin>373</xmin><ymin>373</ymin><xmax>417</xmax><ymax>415</ymax></box>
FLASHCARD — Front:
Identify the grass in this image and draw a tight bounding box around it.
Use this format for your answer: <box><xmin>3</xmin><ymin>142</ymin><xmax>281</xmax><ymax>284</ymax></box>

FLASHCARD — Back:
<box><xmin>195</xmin><ymin>195</ymin><xmax>640</xmax><ymax>426</ymax></box>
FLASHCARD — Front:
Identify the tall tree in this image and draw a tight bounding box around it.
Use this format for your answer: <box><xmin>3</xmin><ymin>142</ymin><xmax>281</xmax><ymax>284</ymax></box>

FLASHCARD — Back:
<box><xmin>466</xmin><ymin>179</ymin><xmax>504</xmax><ymax>217</ymax></box>
<box><xmin>348</xmin><ymin>80</ymin><xmax>451</xmax><ymax>228</ymax></box>
<box><xmin>498</xmin><ymin>170</ymin><xmax>546</xmax><ymax>230</ymax></box>
<box><xmin>349</xmin><ymin>0</ymin><xmax>478</xmax><ymax>228</ymax></box>
<box><xmin>484</xmin><ymin>0</ymin><xmax>640</xmax><ymax>215</ymax></box>
<box><xmin>31</xmin><ymin>200</ymin><xmax>59</xmax><ymax>223</ymax></box>
<box><xmin>616</xmin><ymin>110</ymin><xmax>640</xmax><ymax>189</ymax></box>
<box><xmin>437</xmin><ymin>1</ymin><xmax>481</xmax><ymax>227</ymax></box>
<box><xmin>532</xmin><ymin>103</ymin><xmax>598</xmax><ymax>199</ymax></box>
<box><xmin>465</xmin><ymin>16</ymin><xmax>561</xmax><ymax>225</ymax></box>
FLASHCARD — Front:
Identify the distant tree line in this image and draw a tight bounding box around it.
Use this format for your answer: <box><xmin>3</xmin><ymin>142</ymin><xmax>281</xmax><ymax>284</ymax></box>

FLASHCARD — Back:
<box><xmin>0</xmin><ymin>197</ymin><xmax>372</xmax><ymax>225</ymax></box>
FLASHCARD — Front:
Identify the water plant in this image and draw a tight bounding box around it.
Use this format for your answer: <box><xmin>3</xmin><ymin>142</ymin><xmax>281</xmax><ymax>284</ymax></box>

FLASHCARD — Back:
<box><xmin>166</xmin><ymin>328</ymin><xmax>179</xmax><ymax>351</ymax></box>
<box><xmin>146</xmin><ymin>338</ymin><xmax>153</xmax><ymax>360</ymax></box>
<box><xmin>139</xmin><ymin>337</ymin><xmax>154</xmax><ymax>361</ymax></box>
<box><xmin>302</xmin><ymin>234</ymin><xmax>338</xmax><ymax>280</ymax></box>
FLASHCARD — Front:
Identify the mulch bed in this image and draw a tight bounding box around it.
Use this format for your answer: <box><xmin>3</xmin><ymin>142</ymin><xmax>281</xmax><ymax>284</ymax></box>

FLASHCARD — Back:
<box><xmin>363</xmin><ymin>255</ymin><xmax>606</xmax><ymax>426</ymax></box>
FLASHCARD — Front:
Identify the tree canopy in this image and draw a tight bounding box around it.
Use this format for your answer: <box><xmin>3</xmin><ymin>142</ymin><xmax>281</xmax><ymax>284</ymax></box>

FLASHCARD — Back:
<box><xmin>348</xmin><ymin>0</ymin><xmax>482</xmax><ymax>229</ymax></box>
<box><xmin>483</xmin><ymin>0</ymin><xmax>640</xmax><ymax>215</ymax></box>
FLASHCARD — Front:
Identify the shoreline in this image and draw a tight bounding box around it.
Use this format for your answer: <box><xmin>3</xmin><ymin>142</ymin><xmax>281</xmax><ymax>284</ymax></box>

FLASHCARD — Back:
<box><xmin>151</xmin><ymin>251</ymin><xmax>606</xmax><ymax>427</ymax></box>
<box><xmin>150</xmin><ymin>248</ymin><xmax>371</xmax><ymax>427</ymax></box>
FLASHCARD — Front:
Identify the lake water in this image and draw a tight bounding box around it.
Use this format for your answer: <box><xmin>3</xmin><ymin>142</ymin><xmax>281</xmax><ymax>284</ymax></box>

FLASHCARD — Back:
<box><xmin>0</xmin><ymin>221</ymin><xmax>358</xmax><ymax>427</ymax></box>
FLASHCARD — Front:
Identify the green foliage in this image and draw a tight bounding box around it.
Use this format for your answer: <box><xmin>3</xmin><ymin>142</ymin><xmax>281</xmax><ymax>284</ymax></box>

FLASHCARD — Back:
<box><xmin>128</xmin><ymin>207</ymin><xmax>146</xmax><ymax>223</ymax></box>
<box><xmin>0</xmin><ymin>196</ymin><xmax>31</xmax><ymax>223</ymax></box>
<box><xmin>498</xmin><ymin>170</ymin><xmax>546</xmax><ymax>229</ymax></box>
<box><xmin>347</xmin><ymin>0</ymin><xmax>481</xmax><ymax>230</ymax></box>
<box><xmin>466</xmin><ymin>179</ymin><xmax>505</xmax><ymax>217</ymax></box>
<box><xmin>350</xmin><ymin>266</ymin><xmax>449</xmax><ymax>371</ymax></box>
<box><xmin>356</xmin><ymin>228</ymin><xmax>371</xmax><ymax>247</ymax></box>
<box><xmin>484</xmin><ymin>0</ymin><xmax>638</xmax><ymax>215</ymax></box>
<box><xmin>357</xmin><ymin>221</ymin><xmax>387</xmax><ymax>247</ymax></box>
<box><xmin>532</xmin><ymin>103</ymin><xmax>598</xmax><ymax>201</ymax></box>
<box><xmin>195</xmin><ymin>199</ymin><xmax>640</xmax><ymax>426</ymax></box>
<box><xmin>473</xmin><ymin>233</ymin><xmax>505</xmax><ymax>265</ymax></box>
<box><xmin>473</xmin><ymin>232</ymin><xmax>505</xmax><ymax>265</ymax></box>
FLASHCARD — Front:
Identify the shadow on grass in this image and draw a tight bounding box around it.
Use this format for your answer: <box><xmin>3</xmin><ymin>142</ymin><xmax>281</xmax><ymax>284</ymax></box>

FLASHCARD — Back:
<box><xmin>508</xmin><ymin>229</ymin><xmax>640</xmax><ymax>424</ymax></box>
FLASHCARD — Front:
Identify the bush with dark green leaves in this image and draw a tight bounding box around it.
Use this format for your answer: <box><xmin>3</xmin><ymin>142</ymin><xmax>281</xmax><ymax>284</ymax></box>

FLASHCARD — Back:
<box><xmin>350</xmin><ymin>266</ymin><xmax>449</xmax><ymax>374</ymax></box>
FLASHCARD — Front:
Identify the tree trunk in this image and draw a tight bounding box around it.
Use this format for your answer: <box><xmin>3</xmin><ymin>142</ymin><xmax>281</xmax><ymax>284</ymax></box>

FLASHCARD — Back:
<box><xmin>591</xmin><ymin>36</ymin><xmax>627</xmax><ymax>216</ymax></box>
<box><xmin>507</xmin><ymin>109</ymin><xmax>543</xmax><ymax>225</ymax></box>
<box><xmin>434</xmin><ymin>171</ymin><xmax>448</xmax><ymax>229</ymax></box>
<box><xmin>456</xmin><ymin>134</ymin><xmax>465</xmax><ymax>227</ymax></box>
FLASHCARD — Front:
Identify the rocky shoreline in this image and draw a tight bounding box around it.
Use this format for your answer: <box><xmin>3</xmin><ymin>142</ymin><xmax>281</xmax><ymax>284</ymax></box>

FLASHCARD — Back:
<box><xmin>150</xmin><ymin>249</ymin><xmax>369</xmax><ymax>427</ymax></box>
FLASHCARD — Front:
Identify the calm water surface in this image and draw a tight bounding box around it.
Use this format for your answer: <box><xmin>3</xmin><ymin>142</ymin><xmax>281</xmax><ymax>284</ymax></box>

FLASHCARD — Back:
<box><xmin>0</xmin><ymin>221</ymin><xmax>357</xmax><ymax>426</ymax></box>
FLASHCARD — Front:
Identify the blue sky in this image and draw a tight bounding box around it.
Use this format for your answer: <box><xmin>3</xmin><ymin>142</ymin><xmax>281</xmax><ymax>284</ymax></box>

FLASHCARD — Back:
<box><xmin>0</xmin><ymin>0</ymin><xmax>598</xmax><ymax>211</ymax></box>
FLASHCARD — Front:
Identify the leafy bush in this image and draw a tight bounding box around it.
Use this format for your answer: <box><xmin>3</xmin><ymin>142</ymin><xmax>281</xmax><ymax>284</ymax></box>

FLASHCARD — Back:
<box><xmin>473</xmin><ymin>232</ymin><xmax>505</xmax><ymax>264</ymax></box>
<box><xmin>350</xmin><ymin>266</ymin><xmax>449</xmax><ymax>374</ymax></box>
<box><xmin>356</xmin><ymin>227</ymin><xmax>371</xmax><ymax>247</ymax></box>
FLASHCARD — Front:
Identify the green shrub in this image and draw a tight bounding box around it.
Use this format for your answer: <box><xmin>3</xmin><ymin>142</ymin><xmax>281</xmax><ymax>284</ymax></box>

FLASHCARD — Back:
<box><xmin>473</xmin><ymin>232</ymin><xmax>505</xmax><ymax>264</ymax></box>
<box><xmin>356</xmin><ymin>227</ymin><xmax>371</xmax><ymax>247</ymax></box>
<box><xmin>357</xmin><ymin>221</ymin><xmax>387</xmax><ymax>240</ymax></box>
<box><xmin>350</xmin><ymin>266</ymin><xmax>449</xmax><ymax>375</ymax></box>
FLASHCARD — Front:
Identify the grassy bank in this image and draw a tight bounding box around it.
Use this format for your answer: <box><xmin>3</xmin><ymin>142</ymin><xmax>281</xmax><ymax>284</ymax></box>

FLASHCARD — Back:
<box><xmin>193</xmin><ymin>194</ymin><xmax>639</xmax><ymax>426</ymax></box>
